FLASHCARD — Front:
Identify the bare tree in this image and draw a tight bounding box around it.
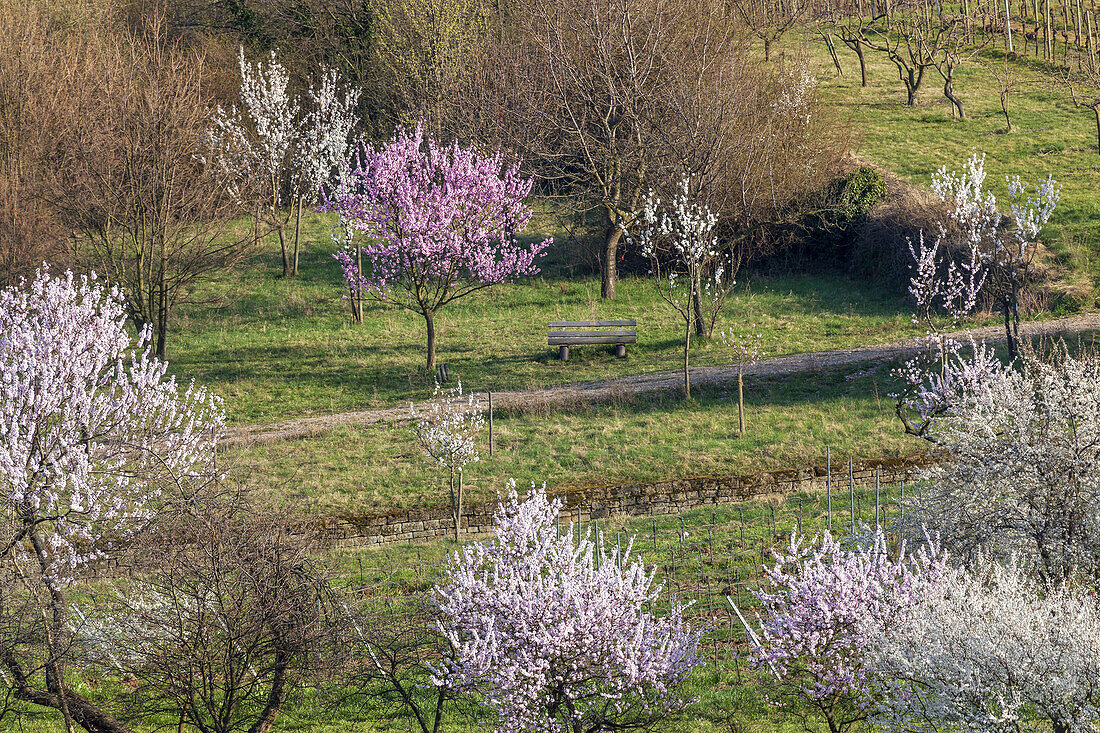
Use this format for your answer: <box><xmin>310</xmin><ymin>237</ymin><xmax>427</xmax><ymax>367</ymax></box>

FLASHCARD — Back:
<box><xmin>860</xmin><ymin>0</ymin><xmax>966</xmax><ymax>107</ymax></box>
<box><xmin>482</xmin><ymin>0</ymin><xmax>713</xmax><ymax>300</ymax></box>
<box><xmin>730</xmin><ymin>0</ymin><xmax>808</xmax><ymax>61</ymax></box>
<box><xmin>50</xmin><ymin>16</ymin><xmax>251</xmax><ymax>358</ymax></box>
<box><xmin>95</xmin><ymin>498</ymin><xmax>338</xmax><ymax>733</ymax></box>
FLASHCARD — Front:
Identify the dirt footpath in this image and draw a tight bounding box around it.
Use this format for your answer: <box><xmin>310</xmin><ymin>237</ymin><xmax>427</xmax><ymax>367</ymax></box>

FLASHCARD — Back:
<box><xmin>225</xmin><ymin>313</ymin><xmax>1100</xmax><ymax>447</ymax></box>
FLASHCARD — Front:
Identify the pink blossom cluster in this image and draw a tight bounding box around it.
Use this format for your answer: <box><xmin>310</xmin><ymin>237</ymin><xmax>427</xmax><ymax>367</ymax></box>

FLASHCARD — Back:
<box><xmin>431</xmin><ymin>485</ymin><xmax>701</xmax><ymax>732</ymax></box>
<box><xmin>0</xmin><ymin>269</ymin><xmax>224</xmax><ymax>578</ymax></box>
<box><xmin>751</xmin><ymin>529</ymin><xmax>948</xmax><ymax>711</ymax></box>
<box><xmin>325</xmin><ymin>123</ymin><xmax>550</xmax><ymax>309</ymax></box>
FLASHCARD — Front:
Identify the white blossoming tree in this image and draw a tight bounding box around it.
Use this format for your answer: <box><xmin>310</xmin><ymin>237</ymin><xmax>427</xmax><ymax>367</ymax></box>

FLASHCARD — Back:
<box><xmin>294</xmin><ymin>66</ymin><xmax>361</xmax><ymax>270</ymax></box>
<box><xmin>432</xmin><ymin>486</ymin><xmax>701</xmax><ymax>733</ymax></box>
<box><xmin>0</xmin><ymin>268</ymin><xmax>223</xmax><ymax>733</ymax></box>
<box><xmin>895</xmin><ymin>154</ymin><xmax>1058</xmax><ymax>437</ymax></box>
<box><xmin>870</xmin><ymin>560</ymin><xmax>1100</xmax><ymax>733</ymax></box>
<box><xmin>900</xmin><ymin>346</ymin><xmax>1100</xmax><ymax>582</ymax></box>
<box><xmin>633</xmin><ymin>175</ymin><xmax>734</xmax><ymax>400</ymax></box>
<box><xmin>410</xmin><ymin>382</ymin><xmax>483</xmax><ymax>540</ymax></box>
<box><xmin>209</xmin><ymin>48</ymin><xmax>301</xmax><ymax>276</ymax></box>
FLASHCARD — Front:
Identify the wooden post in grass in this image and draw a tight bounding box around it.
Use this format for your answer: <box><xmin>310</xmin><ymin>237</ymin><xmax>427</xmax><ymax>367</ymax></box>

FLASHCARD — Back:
<box><xmin>875</xmin><ymin>468</ymin><xmax>881</xmax><ymax>527</ymax></box>
<box><xmin>1005</xmin><ymin>0</ymin><xmax>1015</xmax><ymax>51</ymax></box>
<box><xmin>488</xmin><ymin>391</ymin><xmax>493</xmax><ymax>458</ymax></box>
<box><xmin>849</xmin><ymin>458</ymin><xmax>855</xmax><ymax>535</ymax></box>
<box><xmin>826</xmin><ymin>446</ymin><xmax>832</xmax><ymax>531</ymax></box>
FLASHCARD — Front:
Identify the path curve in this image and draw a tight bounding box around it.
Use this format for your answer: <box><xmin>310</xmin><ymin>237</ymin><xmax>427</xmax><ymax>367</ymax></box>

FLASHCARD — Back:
<box><xmin>225</xmin><ymin>313</ymin><xmax>1100</xmax><ymax>447</ymax></box>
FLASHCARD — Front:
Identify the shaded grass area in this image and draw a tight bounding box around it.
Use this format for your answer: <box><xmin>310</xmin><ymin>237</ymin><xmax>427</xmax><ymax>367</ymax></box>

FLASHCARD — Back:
<box><xmin>170</xmin><ymin>210</ymin><xmax>981</xmax><ymax>426</ymax></box>
<box><xmin>810</xmin><ymin>38</ymin><xmax>1100</xmax><ymax>296</ymax></box>
<box><xmin>228</xmin><ymin>361</ymin><xmax>922</xmax><ymax>515</ymax></box>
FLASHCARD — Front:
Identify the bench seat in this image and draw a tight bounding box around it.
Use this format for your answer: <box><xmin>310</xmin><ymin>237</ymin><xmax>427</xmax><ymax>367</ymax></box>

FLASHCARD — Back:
<box><xmin>548</xmin><ymin>320</ymin><xmax>637</xmax><ymax>361</ymax></box>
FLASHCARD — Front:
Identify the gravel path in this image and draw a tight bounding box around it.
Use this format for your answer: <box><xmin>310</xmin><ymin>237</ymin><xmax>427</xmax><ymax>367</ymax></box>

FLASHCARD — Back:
<box><xmin>224</xmin><ymin>313</ymin><xmax>1100</xmax><ymax>447</ymax></box>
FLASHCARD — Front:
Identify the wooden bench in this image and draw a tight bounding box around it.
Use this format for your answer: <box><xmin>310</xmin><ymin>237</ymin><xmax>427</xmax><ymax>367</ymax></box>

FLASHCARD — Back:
<box><xmin>548</xmin><ymin>320</ymin><xmax>637</xmax><ymax>362</ymax></box>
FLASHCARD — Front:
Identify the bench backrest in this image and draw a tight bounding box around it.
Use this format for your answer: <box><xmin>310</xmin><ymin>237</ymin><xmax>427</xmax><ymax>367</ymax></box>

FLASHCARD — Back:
<box><xmin>548</xmin><ymin>320</ymin><xmax>637</xmax><ymax>329</ymax></box>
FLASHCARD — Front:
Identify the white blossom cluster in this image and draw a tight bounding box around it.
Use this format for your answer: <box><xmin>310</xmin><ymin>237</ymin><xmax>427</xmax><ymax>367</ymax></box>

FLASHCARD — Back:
<box><xmin>0</xmin><ymin>269</ymin><xmax>223</xmax><ymax>578</ymax></box>
<box><xmin>893</xmin><ymin>154</ymin><xmax>1059</xmax><ymax>434</ymax></box>
<box><xmin>633</xmin><ymin>174</ymin><xmax>728</xmax><ymax>314</ymax></box>
<box><xmin>773</xmin><ymin>60</ymin><xmax>817</xmax><ymax>125</ymax></box>
<box><xmin>901</xmin><ymin>348</ymin><xmax>1100</xmax><ymax>581</ymax></box>
<box><xmin>870</xmin><ymin>560</ymin><xmax>1100</xmax><ymax>733</ymax></box>
<box><xmin>409</xmin><ymin>381</ymin><xmax>484</xmax><ymax>474</ymax></box>
<box><xmin>206</xmin><ymin>48</ymin><xmax>360</xmax><ymax>207</ymax></box>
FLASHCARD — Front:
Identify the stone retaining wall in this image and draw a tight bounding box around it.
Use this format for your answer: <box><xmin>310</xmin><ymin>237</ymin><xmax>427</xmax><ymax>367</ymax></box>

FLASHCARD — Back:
<box><xmin>314</xmin><ymin>454</ymin><xmax>929</xmax><ymax>548</ymax></box>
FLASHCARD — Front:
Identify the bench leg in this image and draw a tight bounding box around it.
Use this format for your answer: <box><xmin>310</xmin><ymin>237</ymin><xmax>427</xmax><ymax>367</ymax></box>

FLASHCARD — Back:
<box><xmin>614</xmin><ymin>344</ymin><xmax>626</xmax><ymax>358</ymax></box>
<box><xmin>559</xmin><ymin>345</ymin><xmax>570</xmax><ymax>362</ymax></box>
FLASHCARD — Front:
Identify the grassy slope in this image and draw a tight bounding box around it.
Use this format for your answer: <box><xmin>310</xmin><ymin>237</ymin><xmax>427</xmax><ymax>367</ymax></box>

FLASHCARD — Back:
<box><xmin>230</xmin><ymin>363</ymin><xmax>918</xmax><ymax>514</ymax></box>
<box><xmin>172</xmin><ymin>211</ymin><xmax>972</xmax><ymax>426</ymax></box>
<box><xmin>811</xmin><ymin>38</ymin><xmax>1100</xmax><ymax>296</ymax></box>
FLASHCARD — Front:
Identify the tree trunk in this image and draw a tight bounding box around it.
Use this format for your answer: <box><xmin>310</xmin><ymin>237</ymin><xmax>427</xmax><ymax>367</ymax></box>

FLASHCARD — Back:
<box><xmin>601</xmin><ymin>224</ymin><xmax>621</xmax><ymax>300</ymax></box>
<box><xmin>683</xmin><ymin>310</ymin><xmax>692</xmax><ymax>401</ymax></box>
<box><xmin>855</xmin><ymin>41</ymin><xmax>868</xmax><ymax>86</ymax></box>
<box><xmin>692</xmin><ymin>282</ymin><xmax>707</xmax><ymax>337</ymax></box>
<box><xmin>764</xmin><ymin>37</ymin><xmax>772</xmax><ymax>61</ymax></box>
<box><xmin>944</xmin><ymin>73</ymin><xmax>966</xmax><ymax>119</ymax></box>
<box><xmin>277</xmin><ymin>224</ymin><xmax>291</xmax><ymax>277</ymax></box>
<box><xmin>425</xmin><ymin>310</ymin><xmax>437</xmax><ymax>371</ymax></box>
<box><xmin>246</xmin><ymin>649</ymin><xmax>289</xmax><ymax>733</ymax></box>
<box><xmin>1003</xmin><ymin>295</ymin><xmax>1018</xmax><ymax>360</ymax></box>
<box><xmin>291</xmin><ymin>195</ymin><xmax>303</xmax><ymax>277</ymax></box>
<box><xmin>1001</xmin><ymin>88</ymin><xmax>1015</xmax><ymax>132</ymax></box>
<box><xmin>1093</xmin><ymin>105</ymin><xmax>1100</xmax><ymax>153</ymax></box>
<box><xmin>449</xmin><ymin>467</ymin><xmax>460</xmax><ymax>541</ymax></box>
<box><xmin>155</xmin><ymin>284</ymin><xmax>168</xmax><ymax>359</ymax></box>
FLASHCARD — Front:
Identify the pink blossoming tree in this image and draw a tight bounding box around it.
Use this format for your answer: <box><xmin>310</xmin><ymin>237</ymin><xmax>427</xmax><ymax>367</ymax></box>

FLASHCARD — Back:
<box><xmin>0</xmin><ymin>268</ymin><xmax>223</xmax><ymax>733</ymax></box>
<box><xmin>327</xmin><ymin>124</ymin><xmax>551</xmax><ymax>369</ymax></box>
<box><xmin>432</xmin><ymin>485</ymin><xmax>701</xmax><ymax>733</ymax></box>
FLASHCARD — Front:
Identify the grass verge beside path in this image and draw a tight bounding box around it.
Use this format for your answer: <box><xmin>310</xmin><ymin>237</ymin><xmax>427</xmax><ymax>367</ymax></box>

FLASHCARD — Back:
<box><xmin>228</xmin><ymin>362</ymin><xmax>920</xmax><ymax>515</ymax></box>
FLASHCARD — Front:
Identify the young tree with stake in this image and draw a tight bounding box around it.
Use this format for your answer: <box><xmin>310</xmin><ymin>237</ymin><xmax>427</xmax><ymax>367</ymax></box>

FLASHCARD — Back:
<box><xmin>633</xmin><ymin>175</ymin><xmax>734</xmax><ymax>400</ymax></box>
<box><xmin>327</xmin><ymin>123</ymin><xmax>550</xmax><ymax>370</ymax></box>
<box><xmin>410</xmin><ymin>382</ymin><xmax>483</xmax><ymax>541</ymax></box>
<box><xmin>722</xmin><ymin>329</ymin><xmax>765</xmax><ymax>436</ymax></box>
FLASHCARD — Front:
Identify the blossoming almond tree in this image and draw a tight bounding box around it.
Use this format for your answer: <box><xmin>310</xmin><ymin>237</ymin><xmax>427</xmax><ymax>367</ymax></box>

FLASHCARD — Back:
<box><xmin>749</xmin><ymin>529</ymin><xmax>948</xmax><ymax>733</ymax></box>
<box><xmin>0</xmin><ymin>269</ymin><xmax>223</xmax><ymax>733</ymax></box>
<box><xmin>722</xmin><ymin>329</ymin><xmax>765</xmax><ymax>436</ymax></box>
<box><xmin>870</xmin><ymin>559</ymin><xmax>1100</xmax><ymax>733</ymax></box>
<box><xmin>432</xmin><ymin>485</ymin><xmax>701</xmax><ymax>733</ymax></box>
<box><xmin>327</xmin><ymin>123</ymin><xmax>551</xmax><ymax>369</ymax></box>
<box><xmin>900</xmin><ymin>346</ymin><xmax>1100</xmax><ymax>582</ymax></box>
<box><xmin>410</xmin><ymin>382</ymin><xmax>483</xmax><ymax>541</ymax></box>
<box><xmin>293</xmin><ymin>66</ymin><xmax>361</xmax><ymax>270</ymax></box>
<box><xmin>894</xmin><ymin>154</ymin><xmax>1057</xmax><ymax>437</ymax></box>
<box><xmin>209</xmin><ymin>48</ymin><xmax>301</xmax><ymax>276</ymax></box>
